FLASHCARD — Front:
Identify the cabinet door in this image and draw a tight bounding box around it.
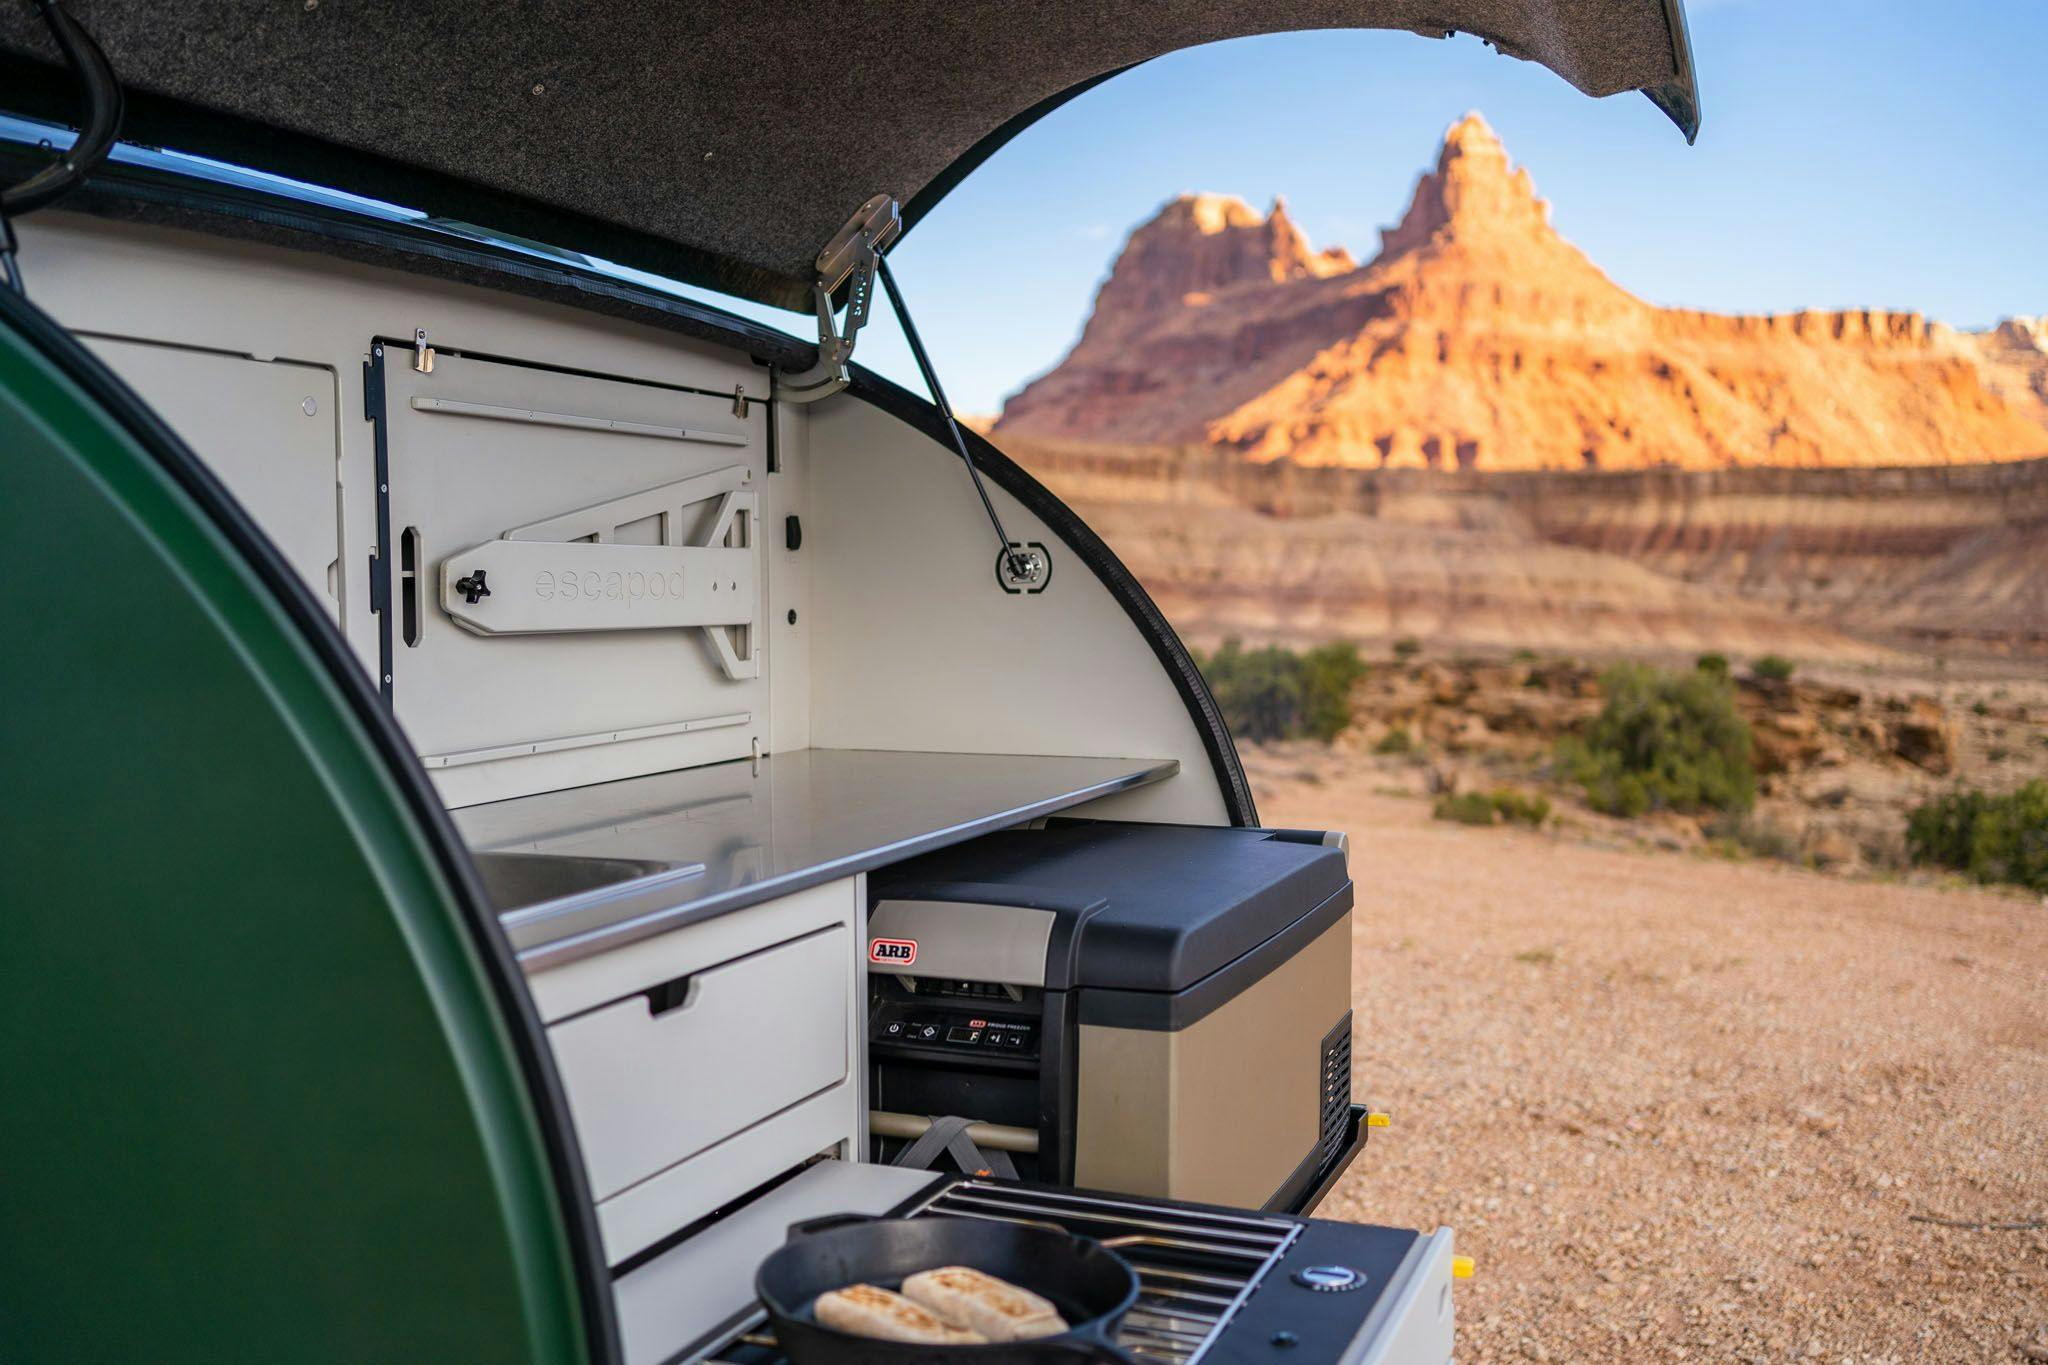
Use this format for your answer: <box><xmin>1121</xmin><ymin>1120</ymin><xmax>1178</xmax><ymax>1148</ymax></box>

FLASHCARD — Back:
<box><xmin>85</xmin><ymin>336</ymin><xmax>341</xmax><ymax>620</ymax></box>
<box><xmin>379</xmin><ymin>349</ymin><xmax>769</xmax><ymax>804</ymax></box>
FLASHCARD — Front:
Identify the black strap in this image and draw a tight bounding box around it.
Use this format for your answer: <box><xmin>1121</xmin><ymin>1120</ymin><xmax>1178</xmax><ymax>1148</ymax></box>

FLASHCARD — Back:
<box><xmin>874</xmin><ymin>255</ymin><xmax>1029</xmax><ymax>581</ymax></box>
<box><xmin>890</xmin><ymin>1114</ymin><xmax>1017</xmax><ymax>1180</ymax></box>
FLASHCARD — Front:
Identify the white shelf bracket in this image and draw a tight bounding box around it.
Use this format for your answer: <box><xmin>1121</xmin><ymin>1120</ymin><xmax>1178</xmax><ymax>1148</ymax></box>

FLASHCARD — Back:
<box><xmin>438</xmin><ymin>465</ymin><xmax>761</xmax><ymax>680</ymax></box>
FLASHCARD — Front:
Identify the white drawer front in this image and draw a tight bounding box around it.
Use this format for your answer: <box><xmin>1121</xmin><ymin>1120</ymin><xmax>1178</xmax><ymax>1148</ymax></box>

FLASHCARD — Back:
<box><xmin>549</xmin><ymin>924</ymin><xmax>850</xmax><ymax>1200</ymax></box>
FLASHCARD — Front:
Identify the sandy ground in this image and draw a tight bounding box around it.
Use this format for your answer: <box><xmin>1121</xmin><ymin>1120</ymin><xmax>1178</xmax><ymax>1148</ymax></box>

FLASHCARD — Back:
<box><xmin>1253</xmin><ymin>758</ymin><xmax>2048</xmax><ymax>1363</ymax></box>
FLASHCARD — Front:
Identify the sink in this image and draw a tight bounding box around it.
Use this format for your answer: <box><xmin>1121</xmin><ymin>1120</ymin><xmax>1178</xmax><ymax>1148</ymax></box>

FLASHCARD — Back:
<box><xmin>471</xmin><ymin>851</ymin><xmax>697</xmax><ymax>913</ymax></box>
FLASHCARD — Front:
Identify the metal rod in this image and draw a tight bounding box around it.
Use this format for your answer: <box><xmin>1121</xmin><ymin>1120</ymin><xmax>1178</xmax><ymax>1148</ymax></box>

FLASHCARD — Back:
<box><xmin>1135</xmin><ymin>1285</ymin><xmax>1237</xmax><ymax>1307</ymax></box>
<box><xmin>933</xmin><ymin>1191</ymin><xmax>1285</xmax><ymax>1250</ymax></box>
<box><xmin>941</xmin><ymin>1180</ymin><xmax>1295</xmax><ymax>1235</ymax></box>
<box><xmin>870</xmin><ymin>1110</ymin><xmax>1040</xmax><ymax>1153</ymax></box>
<box><xmin>874</xmin><ymin>255</ymin><xmax>1029</xmax><ymax>580</ymax></box>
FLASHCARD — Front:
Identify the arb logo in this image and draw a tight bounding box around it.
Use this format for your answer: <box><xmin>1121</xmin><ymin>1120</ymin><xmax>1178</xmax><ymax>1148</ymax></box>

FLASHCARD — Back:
<box><xmin>869</xmin><ymin>937</ymin><xmax>918</xmax><ymax>966</ymax></box>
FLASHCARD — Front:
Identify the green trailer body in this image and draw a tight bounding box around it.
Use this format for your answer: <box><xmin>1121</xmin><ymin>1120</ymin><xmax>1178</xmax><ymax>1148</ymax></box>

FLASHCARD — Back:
<box><xmin>0</xmin><ymin>293</ymin><xmax>602</xmax><ymax>1363</ymax></box>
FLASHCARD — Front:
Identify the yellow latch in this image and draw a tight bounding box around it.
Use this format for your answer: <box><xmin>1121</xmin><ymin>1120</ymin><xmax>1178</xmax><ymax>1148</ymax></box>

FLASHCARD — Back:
<box><xmin>1366</xmin><ymin>1111</ymin><xmax>1392</xmax><ymax>1128</ymax></box>
<box><xmin>1451</xmin><ymin>1256</ymin><xmax>1475</xmax><ymax>1280</ymax></box>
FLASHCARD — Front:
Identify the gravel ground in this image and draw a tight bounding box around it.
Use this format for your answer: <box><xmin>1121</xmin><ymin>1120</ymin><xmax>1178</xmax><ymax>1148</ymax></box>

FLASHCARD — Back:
<box><xmin>1253</xmin><ymin>759</ymin><xmax>2048</xmax><ymax>1363</ymax></box>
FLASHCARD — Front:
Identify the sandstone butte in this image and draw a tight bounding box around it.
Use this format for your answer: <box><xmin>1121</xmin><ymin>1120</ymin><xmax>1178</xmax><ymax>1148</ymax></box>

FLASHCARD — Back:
<box><xmin>995</xmin><ymin>113</ymin><xmax>2048</xmax><ymax>472</ymax></box>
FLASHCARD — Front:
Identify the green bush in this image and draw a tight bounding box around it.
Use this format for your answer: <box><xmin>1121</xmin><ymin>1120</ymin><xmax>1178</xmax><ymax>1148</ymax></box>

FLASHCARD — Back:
<box><xmin>1391</xmin><ymin>636</ymin><xmax>1422</xmax><ymax>660</ymax></box>
<box><xmin>1433</xmin><ymin>788</ymin><xmax>1550</xmax><ymax>828</ymax></box>
<box><xmin>1300</xmin><ymin>641</ymin><xmax>1369</xmax><ymax>742</ymax></box>
<box><xmin>1695</xmin><ymin>652</ymin><xmax>1730</xmax><ymax>677</ymax></box>
<box><xmin>1195</xmin><ymin>639</ymin><xmax>1366</xmax><ymax>744</ymax></box>
<box><xmin>1751</xmin><ymin>654</ymin><xmax>1797</xmax><ymax>682</ymax></box>
<box><xmin>1433</xmin><ymin>792</ymin><xmax>1500</xmax><ymax>826</ymax></box>
<box><xmin>1373</xmin><ymin>726</ymin><xmax>1415</xmax><ymax>755</ymax></box>
<box><xmin>1906</xmin><ymin>782</ymin><xmax>2048</xmax><ymax>893</ymax></box>
<box><xmin>1556</xmin><ymin>663</ymin><xmax>1755</xmax><ymax>816</ymax></box>
<box><xmin>1491</xmin><ymin>789</ymin><xmax>1553</xmax><ymax>827</ymax></box>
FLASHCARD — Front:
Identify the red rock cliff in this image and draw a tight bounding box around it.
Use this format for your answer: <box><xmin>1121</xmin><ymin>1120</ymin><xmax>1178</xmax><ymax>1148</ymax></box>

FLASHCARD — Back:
<box><xmin>997</xmin><ymin>113</ymin><xmax>2048</xmax><ymax>472</ymax></box>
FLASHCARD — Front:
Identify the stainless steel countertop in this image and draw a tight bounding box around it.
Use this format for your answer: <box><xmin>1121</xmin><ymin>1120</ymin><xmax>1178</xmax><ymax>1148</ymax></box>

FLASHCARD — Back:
<box><xmin>453</xmin><ymin>748</ymin><xmax>1179</xmax><ymax>970</ymax></box>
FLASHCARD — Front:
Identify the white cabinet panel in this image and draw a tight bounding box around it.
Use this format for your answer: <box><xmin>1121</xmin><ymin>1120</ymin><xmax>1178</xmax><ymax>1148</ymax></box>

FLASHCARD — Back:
<box><xmin>83</xmin><ymin>336</ymin><xmax>340</xmax><ymax>620</ymax></box>
<box><xmin>549</xmin><ymin>923</ymin><xmax>849</xmax><ymax>1201</ymax></box>
<box><xmin>381</xmin><ymin>351</ymin><xmax>769</xmax><ymax>804</ymax></box>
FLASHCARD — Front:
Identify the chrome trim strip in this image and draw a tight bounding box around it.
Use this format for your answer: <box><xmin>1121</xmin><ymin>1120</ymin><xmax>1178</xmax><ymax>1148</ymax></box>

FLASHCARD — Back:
<box><xmin>931</xmin><ymin>1193</ymin><xmax>1287</xmax><ymax>1242</ymax></box>
<box><xmin>412</xmin><ymin>395</ymin><xmax>749</xmax><ymax>446</ymax></box>
<box><xmin>932</xmin><ymin>1181</ymin><xmax>1292</xmax><ymax>1234</ymax></box>
<box><xmin>425</xmin><ymin>712</ymin><xmax>752</xmax><ymax>771</ymax></box>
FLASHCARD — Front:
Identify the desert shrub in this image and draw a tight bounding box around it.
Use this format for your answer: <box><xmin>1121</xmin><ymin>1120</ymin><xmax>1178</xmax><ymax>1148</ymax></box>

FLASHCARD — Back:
<box><xmin>1556</xmin><ymin>663</ymin><xmax>1755</xmax><ymax>816</ymax></box>
<box><xmin>1374</xmin><ymin>726</ymin><xmax>1415</xmax><ymax>755</ymax></box>
<box><xmin>1391</xmin><ymin>636</ymin><xmax>1422</xmax><ymax>659</ymax></box>
<box><xmin>1300</xmin><ymin>641</ymin><xmax>1370</xmax><ymax>742</ymax></box>
<box><xmin>1695</xmin><ymin>652</ymin><xmax>1730</xmax><ymax>677</ymax></box>
<box><xmin>1195</xmin><ymin>639</ymin><xmax>1366</xmax><ymax>744</ymax></box>
<box><xmin>1751</xmin><ymin>654</ymin><xmax>1797</xmax><ymax>682</ymax></box>
<box><xmin>1702</xmin><ymin>810</ymin><xmax>1804</xmax><ymax>863</ymax></box>
<box><xmin>1491</xmin><ymin>789</ymin><xmax>1553</xmax><ymax>827</ymax></box>
<box><xmin>1433</xmin><ymin>792</ymin><xmax>1500</xmax><ymax>826</ymax></box>
<box><xmin>1906</xmin><ymin>782</ymin><xmax>2048</xmax><ymax>893</ymax></box>
<box><xmin>1433</xmin><ymin>788</ymin><xmax>1550</xmax><ymax>828</ymax></box>
<box><xmin>1512</xmin><ymin>647</ymin><xmax>1540</xmax><ymax>662</ymax></box>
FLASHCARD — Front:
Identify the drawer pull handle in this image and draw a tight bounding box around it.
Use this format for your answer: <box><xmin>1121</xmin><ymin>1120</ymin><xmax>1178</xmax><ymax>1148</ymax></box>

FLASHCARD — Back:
<box><xmin>646</xmin><ymin>975</ymin><xmax>697</xmax><ymax>1017</ymax></box>
<box><xmin>398</xmin><ymin>526</ymin><xmax>423</xmax><ymax>647</ymax></box>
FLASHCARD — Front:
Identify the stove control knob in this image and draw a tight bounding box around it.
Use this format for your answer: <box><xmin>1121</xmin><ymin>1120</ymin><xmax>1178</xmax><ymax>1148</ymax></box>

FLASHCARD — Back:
<box><xmin>1292</xmin><ymin>1265</ymin><xmax>1366</xmax><ymax>1293</ymax></box>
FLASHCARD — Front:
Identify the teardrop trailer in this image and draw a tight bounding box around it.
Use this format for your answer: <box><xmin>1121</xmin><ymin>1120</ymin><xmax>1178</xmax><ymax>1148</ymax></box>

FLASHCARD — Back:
<box><xmin>0</xmin><ymin>4</ymin><xmax>1698</xmax><ymax>1360</ymax></box>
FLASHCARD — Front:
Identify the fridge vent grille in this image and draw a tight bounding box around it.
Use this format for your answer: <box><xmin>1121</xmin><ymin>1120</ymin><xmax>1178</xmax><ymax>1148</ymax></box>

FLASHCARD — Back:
<box><xmin>1318</xmin><ymin>1011</ymin><xmax>1354</xmax><ymax>1173</ymax></box>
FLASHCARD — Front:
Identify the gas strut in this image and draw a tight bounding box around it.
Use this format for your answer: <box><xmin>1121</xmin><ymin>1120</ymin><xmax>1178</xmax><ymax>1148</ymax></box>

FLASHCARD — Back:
<box><xmin>0</xmin><ymin>0</ymin><xmax>125</xmax><ymax>292</ymax></box>
<box><xmin>875</xmin><ymin>254</ymin><xmax>1037</xmax><ymax>586</ymax></box>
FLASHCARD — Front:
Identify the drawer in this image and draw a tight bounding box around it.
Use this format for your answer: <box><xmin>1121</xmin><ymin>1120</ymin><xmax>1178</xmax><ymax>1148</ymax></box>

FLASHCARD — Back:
<box><xmin>548</xmin><ymin>923</ymin><xmax>850</xmax><ymax>1201</ymax></box>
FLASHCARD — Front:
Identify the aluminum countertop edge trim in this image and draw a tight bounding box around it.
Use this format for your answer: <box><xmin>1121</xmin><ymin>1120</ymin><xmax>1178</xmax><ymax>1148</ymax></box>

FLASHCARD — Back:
<box><xmin>504</xmin><ymin>756</ymin><xmax>1179</xmax><ymax>973</ymax></box>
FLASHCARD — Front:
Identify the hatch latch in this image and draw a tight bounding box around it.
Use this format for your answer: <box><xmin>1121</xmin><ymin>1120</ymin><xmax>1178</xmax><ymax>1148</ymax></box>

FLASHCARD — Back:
<box><xmin>773</xmin><ymin>194</ymin><xmax>901</xmax><ymax>404</ymax></box>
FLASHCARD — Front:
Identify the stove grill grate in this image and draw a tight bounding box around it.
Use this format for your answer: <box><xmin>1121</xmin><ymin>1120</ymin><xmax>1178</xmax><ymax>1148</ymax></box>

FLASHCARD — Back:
<box><xmin>705</xmin><ymin>1181</ymin><xmax>1299</xmax><ymax>1365</ymax></box>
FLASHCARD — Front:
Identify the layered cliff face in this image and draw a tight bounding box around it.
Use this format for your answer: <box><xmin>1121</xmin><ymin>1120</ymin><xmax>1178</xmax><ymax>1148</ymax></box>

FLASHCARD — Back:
<box><xmin>997</xmin><ymin>114</ymin><xmax>2048</xmax><ymax>472</ymax></box>
<box><xmin>997</xmin><ymin>435</ymin><xmax>2048</xmax><ymax>660</ymax></box>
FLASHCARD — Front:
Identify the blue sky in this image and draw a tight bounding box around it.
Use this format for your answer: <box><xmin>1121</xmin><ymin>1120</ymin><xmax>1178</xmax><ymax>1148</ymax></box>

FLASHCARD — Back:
<box><xmin>814</xmin><ymin>0</ymin><xmax>2048</xmax><ymax>415</ymax></box>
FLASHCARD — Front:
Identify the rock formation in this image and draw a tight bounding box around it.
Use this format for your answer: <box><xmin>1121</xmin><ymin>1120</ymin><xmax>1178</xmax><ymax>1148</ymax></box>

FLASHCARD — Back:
<box><xmin>997</xmin><ymin>114</ymin><xmax>2048</xmax><ymax>472</ymax></box>
<box><xmin>1967</xmin><ymin>313</ymin><xmax>2048</xmax><ymax>429</ymax></box>
<box><xmin>996</xmin><ymin>431</ymin><xmax>2048</xmax><ymax>660</ymax></box>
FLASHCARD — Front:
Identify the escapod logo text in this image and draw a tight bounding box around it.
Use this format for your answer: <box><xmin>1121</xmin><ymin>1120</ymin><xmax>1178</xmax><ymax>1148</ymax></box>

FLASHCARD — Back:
<box><xmin>869</xmin><ymin>938</ymin><xmax>917</xmax><ymax>966</ymax></box>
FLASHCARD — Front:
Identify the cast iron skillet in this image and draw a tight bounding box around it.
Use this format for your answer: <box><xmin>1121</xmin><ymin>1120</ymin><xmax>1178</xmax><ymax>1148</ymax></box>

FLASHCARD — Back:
<box><xmin>757</xmin><ymin>1214</ymin><xmax>1142</xmax><ymax>1365</ymax></box>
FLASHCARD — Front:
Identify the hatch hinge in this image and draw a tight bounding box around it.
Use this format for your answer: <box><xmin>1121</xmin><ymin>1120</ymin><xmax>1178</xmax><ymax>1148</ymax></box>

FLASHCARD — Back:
<box><xmin>773</xmin><ymin>194</ymin><xmax>900</xmax><ymax>404</ymax></box>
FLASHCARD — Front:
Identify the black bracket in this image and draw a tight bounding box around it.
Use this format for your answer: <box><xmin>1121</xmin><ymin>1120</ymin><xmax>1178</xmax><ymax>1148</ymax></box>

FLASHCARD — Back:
<box><xmin>995</xmin><ymin>542</ymin><xmax>1052</xmax><ymax>595</ymax></box>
